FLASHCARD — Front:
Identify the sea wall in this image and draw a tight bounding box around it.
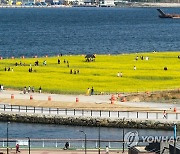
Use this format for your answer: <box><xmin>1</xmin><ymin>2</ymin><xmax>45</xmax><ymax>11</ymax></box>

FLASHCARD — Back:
<box><xmin>0</xmin><ymin>112</ymin><xmax>179</xmax><ymax>130</ymax></box>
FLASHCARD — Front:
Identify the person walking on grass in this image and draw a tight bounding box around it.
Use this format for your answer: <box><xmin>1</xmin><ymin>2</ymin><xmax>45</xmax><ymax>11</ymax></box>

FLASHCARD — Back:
<box><xmin>91</xmin><ymin>87</ymin><xmax>94</xmax><ymax>95</ymax></box>
<box><xmin>39</xmin><ymin>86</ymin><xmax>42</xmax><ymax>93</ymax></box>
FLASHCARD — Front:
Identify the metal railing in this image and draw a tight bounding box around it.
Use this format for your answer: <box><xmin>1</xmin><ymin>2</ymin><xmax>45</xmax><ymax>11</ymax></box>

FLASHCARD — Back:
<box><xmin>0</xmin><ymin>138</ymin><xmax>123</xmax><ymax>150</ymax></box>
<box><xmin>0</xmin><ymin>104</ymin><xmax>179</xmax><ymax>120</ymax></box>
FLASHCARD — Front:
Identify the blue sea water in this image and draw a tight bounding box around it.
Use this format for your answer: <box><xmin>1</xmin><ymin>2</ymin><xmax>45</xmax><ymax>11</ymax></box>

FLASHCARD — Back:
<box><xmin>0</xmin><ymin>7</ymin><xmax>180</xmax><ymax>58</ymax></box>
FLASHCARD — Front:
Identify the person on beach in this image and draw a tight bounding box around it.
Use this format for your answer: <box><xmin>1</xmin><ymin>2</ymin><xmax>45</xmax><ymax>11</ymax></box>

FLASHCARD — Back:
<box><xmin>163</xmin><ymin>110</ymin><xmax>167</xmax><ymax>119</ymax></box>
<box><xmin>16</xmin><ymin>144</ymin><xmax>20</xmax><ymax>153</ymax></box>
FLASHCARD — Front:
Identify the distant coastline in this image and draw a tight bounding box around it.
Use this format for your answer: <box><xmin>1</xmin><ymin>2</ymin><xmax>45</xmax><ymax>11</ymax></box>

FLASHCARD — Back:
<box><xmin>1</xmin><ymin>3</ymin><xmax>180</xmax><ymax>8</ymax></box>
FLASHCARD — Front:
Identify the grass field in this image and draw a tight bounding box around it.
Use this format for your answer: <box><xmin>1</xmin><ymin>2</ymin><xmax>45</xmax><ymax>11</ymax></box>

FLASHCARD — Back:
<box><xmin>0</xmin><ymin>51</ymin><xmax>180</xmax><ymax>94</ymax></box>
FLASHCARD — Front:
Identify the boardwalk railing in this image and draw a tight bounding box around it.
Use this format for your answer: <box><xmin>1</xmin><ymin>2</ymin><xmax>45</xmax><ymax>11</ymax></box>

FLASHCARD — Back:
<box><xmin>0</xmin><ymin>104</ymin><xmax>179</xmax><ymax>120</ymax></box>
<box><xmin>0</xmin><ymin>138</ymin><xmax>123</xmax><ymax>149</ymax></box>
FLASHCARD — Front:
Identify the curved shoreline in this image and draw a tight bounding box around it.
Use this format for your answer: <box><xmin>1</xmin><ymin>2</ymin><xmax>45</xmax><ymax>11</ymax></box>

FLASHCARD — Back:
<box><xmin>0</xmin><ymin>112</ymin><xmax>178</xmax><ymax>130</ymax></box>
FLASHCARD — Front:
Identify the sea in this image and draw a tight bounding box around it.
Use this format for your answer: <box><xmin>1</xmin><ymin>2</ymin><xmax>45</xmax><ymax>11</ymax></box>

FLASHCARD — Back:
<box><xmin>0</xmin><ymin>7</ymin><xmax>180</xmax><ymax>58</ymax></box>
<box><xmin>0</xmin><ymin>7</ymin><xmax>179</xmax><ymax>147</ymax></box>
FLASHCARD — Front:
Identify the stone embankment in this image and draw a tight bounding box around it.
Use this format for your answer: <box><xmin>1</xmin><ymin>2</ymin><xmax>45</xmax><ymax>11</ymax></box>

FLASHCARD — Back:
<box><xmin>0</xmin><ymin>112</ymin><xmax>179</xmax><ymax>130</ymax></box>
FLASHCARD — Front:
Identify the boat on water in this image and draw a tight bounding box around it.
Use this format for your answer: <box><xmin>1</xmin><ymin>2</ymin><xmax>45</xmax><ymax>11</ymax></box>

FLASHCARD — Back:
<box><xmin>157</xmin><ymin>9</ymin><xmax>180</xmax><ymax>18</ymax></box>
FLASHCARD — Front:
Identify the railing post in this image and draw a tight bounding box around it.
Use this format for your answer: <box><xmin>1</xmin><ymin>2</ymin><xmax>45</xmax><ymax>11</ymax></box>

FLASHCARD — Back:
<box><xmin>91</xmin><ymin>110</ymin><xmax>92</xmax><ymax>116</ymax></box>
<box><xmin>4</xmin><ymin>105</ymin><xmax>5</xmax><ymax>111</ymax></box>
<box><xmin>11</xmin><ymin>105</ymin><xmax>12</xmax><ymax>111</ymax></box>
<box><xmin>95</xmin><ymin>141</ymin><xmax>98</xmax><ymax>148</ymax></box>
<box><xmin>176</xmin><ymin>113</ymin><xmax>178</xmax><ymax>120</ymax></box>
<box><xmin>56</xmin><ymin>140</ymin><xmax>58</xmax><ymax>148</ymax></box>
<box><xmin>3</xmin><ymin>139</ymin><xmax>4</xmax><ymax>147</ymax></box>
<box><xmin>109</xmin><ymin>111</ymin><xmax>110</xmax><ymax>117</ymax></box>
<box><xmin>42</xmin><ymin>139</ymin><xmax>44</xmax><ymax>148</ymax></box>
<box><xmin>156</xmin><ymin>112</ymin><xmax>158</xmax><ymax>119</ymax></box>
<box><xmin>118</xmin><ymin>111</ymin><xmax>119</xmax><ymax>118</ymax></box>
<box><xmin>41</xmin><ymin>107</ymin><xmax>43</xmax><ymax>113</ymax></box>
<box><xmin>65</xmin><ymin>109</ymin><xmax>67</xmax><ymax>115</ymax></box>
<box><xmin>57</xmin><ymin>108</ymin><xmax>59</xmax><ymax>115</ymax></box>
<box><xmin>82</xmin><ymin>110</ymin><xmax>84</xmax><ymax>116</ymax></box>
<box><xmin>19</xmin><ymin>106</ymin><xmax>20</xmax><ymax>112</ymax></box>
<box><xmin>147</xmin><ymin>112</ymin><xmax>149</xmax><ymax>119</ymax></box>
<box><xmin>26</xmin><ymin>106</ymin><xmax>27</xmax><ymax>112</ymax></box>
<box><xmin>137</xmin><ymin>112</ymin><xmax>138</xmax><ymax>118</ymax></box>
<box><xmin>100</xmin><ymin>110</ymin><xmax>101</xmax><ymax>117</ymax></box>
<box><xmin>49</xmin><ymin>108</ymin><xmax>51</xmax><ymax>114</ymax></box>
<box><xmin>34</xmin><ymin>107</ymin><xmax>35</xmax><ymax>113</ymax></box>
<box><xmin>74</xmin><ymin>109</ymin><xmax>75</xmax><ymax>116</ymax></box>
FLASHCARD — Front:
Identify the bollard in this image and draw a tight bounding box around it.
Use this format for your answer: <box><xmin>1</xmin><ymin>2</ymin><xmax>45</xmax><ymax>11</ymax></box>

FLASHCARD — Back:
<box><xmin>76</xmin><ymin>97</ymin><xmax>79</xmax><ymax>103</ymax></box>
<box><xmin>30</xmin><ymin>95</ymin><xmax>33</xmax><ymax>100</ymax></box>
<box><xmin>174</xmin><ymin>107</ymin><xmax>177</xmax><ymax>112</ymax></box>
<box><xmin>121</xmin><ymin>97</ymin><xmax>126</xmax><ymax>102</ymax></box>
<box><xmin>11</xmin><ymin>94</ymin><xmax>14</xmax><ymax>99</ymax></box>
<box><xmin>48</xmin><ymin>96</ymin><xmax>51</xmax><ymax>101</ymax></box>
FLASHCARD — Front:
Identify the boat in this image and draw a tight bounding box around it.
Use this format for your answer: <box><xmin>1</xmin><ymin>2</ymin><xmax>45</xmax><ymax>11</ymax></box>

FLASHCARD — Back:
<box><xmin>157</xmin><ymin>9</ymin><xmax>180</xmax><ymax>19</ymax></box>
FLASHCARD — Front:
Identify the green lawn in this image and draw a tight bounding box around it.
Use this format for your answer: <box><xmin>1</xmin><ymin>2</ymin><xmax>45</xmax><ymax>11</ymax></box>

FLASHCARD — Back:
<box><xmin>0</xmin><ymin>51</ymin><xmax>180</xmax><ymax>94</ymax></box>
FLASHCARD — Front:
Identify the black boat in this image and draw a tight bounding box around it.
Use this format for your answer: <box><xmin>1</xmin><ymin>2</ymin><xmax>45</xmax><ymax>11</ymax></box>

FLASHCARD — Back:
<box><xmin>157</xmin><ymin>9</ymin><xmax>180</xmax><ymax>18</ymax></box>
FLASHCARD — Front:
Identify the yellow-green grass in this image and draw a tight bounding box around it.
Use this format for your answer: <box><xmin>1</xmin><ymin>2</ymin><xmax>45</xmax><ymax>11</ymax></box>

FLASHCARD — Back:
<box><xmin>0</xmin><ymin>52</ymin><xmax>180</xmax><ymax>94</ymax></box>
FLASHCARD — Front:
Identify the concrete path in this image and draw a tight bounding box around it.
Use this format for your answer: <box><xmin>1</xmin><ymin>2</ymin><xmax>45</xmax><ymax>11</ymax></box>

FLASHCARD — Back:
<box><xmin>0</xmin><ymin>89</ymin><xmax>180</xmax><ymax>112</ymax></box>
<box><xmin>0</xmin><ymin>149</ymin><xmax>127</xmax><ymax>154</ymax></box>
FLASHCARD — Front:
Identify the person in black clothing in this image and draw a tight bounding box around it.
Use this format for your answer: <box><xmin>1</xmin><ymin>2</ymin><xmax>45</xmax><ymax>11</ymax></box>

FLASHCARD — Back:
<box><xmin>58</xmin><ymin>59</ymin><xmax>60</xmax><ymax>64</ymax></box>
<box><xmin>91</xmin><ymin>87</ymin><xmax>94</xmax><ymax>95</ymax></box>
<box><xmin>63</xmin><ymin>142</ymin><xmax>69</xmax><ymax>150</ymax></box>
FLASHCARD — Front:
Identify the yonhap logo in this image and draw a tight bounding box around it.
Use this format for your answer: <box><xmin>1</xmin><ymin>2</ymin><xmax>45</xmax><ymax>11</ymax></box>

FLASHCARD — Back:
<box><xmin>124</xmin><ymin>131</ymin><xmax>139</xmax><ymax>147</ymax></box>
<box><xmin>124</xmin><ymin>131</ymin><xmax>179</xmax><ymax>148</ymax></box>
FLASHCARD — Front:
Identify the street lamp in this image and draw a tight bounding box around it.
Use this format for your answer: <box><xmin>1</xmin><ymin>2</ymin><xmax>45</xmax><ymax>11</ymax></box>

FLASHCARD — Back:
<box><xmin>174</xmin><ymin>124</ymin><xmax>177</xmax><ymax>154</ymax></box>
<box><xmin>98</xmin><ymin>125</ymin><xmax>100</xmax><ymax>154</ymax></box>
<box><xmin>79</xmin><ymin>130</ymin><xmax>87</xmax><ymax>154</ymax></box>
<box><xmin>122</xmin><ymin>117</ymin><xmax>125</xmax><ymax>153</ymax></box>
<box><xmin>7</xmin><ymin>121</ymin><xmax>10</xmax><ymax>154</ymax></box>
<box><xmin>26</xmin><ymin>137</ymin><xmax>31</xmax><ymax>154</ymax></box>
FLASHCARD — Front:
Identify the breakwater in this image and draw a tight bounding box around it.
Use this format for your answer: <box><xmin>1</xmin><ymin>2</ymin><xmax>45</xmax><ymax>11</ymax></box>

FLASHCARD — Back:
<box><xmin>0</xmin><ymin>112</ymin><xmax>178</xmax><ymax>130</ymax></box>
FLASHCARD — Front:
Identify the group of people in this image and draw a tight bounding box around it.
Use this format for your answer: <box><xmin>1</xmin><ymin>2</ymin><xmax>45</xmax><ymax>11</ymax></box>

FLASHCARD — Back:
<box><xmin>70</xmin><ymin>69</ymin><xmax>80</xmax><ymax>74</ymax></box>
<box><xmin>4</xmin><ymin>67</ymin><xmax>13</xmax><ymax>72</ymax></box>
<box><xmin>86</xmin><ymin>87</ymin><xmax>94</xmax><ymax>96</ymax></box>
<box><xmin>135</xmin><ymin>55</ymin><xmax>149</xmax><ymax>61</ymax></box>
<box><xmin>58</xmin><ymin>59</ymin><xmax>70</xmax><ymax>67</ymax></box>
<box><xmin>117</xmin><ymin>72</ymin><xmax>123</xmax><ymax>77</ymax></box>
<box><xmin>23</xmin><ymin>86</ymin><xmax>42</xmax><ymax>94</ymax></box>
